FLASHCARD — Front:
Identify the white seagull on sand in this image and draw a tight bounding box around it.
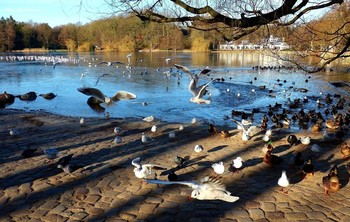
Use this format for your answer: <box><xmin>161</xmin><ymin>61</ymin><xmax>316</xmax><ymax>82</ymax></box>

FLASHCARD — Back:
<box><xmin>131</xmin><ymin>157</ymin><xmax>167</xmax><ymax>179</ymax></box>
<box><xmin>141</xmin><ymin>132</ymin><xmax>153</xmax><ymax>145</ymax></box>
<box><xmin>145</xmin><ymin>176</ymin><xmax>239</xmax><ymax>202</ymax></box>
<box><xmin>212</xmin><ymin>162</ymin><xmax>225</xmax><ymax>174</ymax></box>
<box><xmin>278</xmin><ymin>170</ymin><xmax>290</xmax><ymax>193</ymax></box>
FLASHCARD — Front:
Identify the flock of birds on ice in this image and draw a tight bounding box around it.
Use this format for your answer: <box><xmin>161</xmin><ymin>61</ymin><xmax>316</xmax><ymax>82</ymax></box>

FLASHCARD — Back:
<box><xmin>2</xmin><ymin>53</ymin><xmax>350</xmax><ymax>202</ymax></box>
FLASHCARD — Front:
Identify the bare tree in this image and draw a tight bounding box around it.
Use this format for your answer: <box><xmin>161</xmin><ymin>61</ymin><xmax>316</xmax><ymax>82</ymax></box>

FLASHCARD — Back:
<box><xmin>105</xmin><ymin>0</ymin><xmax>349</xmax><ymax>72</ymax></box>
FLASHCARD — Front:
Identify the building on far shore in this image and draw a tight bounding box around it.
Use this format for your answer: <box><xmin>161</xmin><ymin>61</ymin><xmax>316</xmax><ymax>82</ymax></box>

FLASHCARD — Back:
<box><xmin>219</xmin><ymin>35</ymin><xmax>290</xmax><ymax>51</ymax></box>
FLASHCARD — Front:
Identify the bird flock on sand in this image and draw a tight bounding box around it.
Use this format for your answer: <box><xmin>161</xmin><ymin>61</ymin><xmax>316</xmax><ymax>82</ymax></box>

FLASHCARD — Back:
<box><xmin>3</xmin><ymin>53</ymin><xmax>350</xmax><ymax>203</ymax></box>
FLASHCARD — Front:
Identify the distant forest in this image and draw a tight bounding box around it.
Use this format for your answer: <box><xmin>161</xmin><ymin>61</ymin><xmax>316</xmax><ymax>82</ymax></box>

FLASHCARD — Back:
<box><xmin>0</xmin><ymin>6</ymin><xmax>344</xmax><ymax>53</ymax></box>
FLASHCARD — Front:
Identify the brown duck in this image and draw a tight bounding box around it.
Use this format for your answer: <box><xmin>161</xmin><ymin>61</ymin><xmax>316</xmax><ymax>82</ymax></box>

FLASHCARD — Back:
<box><xmin>220</xmin><ymin>130</ymin><xmax>230</xmax><ymax>138</ymax></box>
<box><xmin>263</xmin><ymin>150</ymin><xmax>283</xmax><ymax>167</ymax></box>
<box><xmin>322</xmin><ymin>165</ymin><xmax>340</xmax><ymax>196</ymax></box>
<box><xmin>340</xmin><ymin>143</ymin><xmax>350</xmax><ymax>159</ymax></box>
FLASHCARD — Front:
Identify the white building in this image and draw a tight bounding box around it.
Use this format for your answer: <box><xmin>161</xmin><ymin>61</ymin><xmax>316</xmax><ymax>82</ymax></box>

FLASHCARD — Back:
<box><xmin>219</xmin><ymin>35</ymin><xmax>290</xmax><ymax>51</ymax></box>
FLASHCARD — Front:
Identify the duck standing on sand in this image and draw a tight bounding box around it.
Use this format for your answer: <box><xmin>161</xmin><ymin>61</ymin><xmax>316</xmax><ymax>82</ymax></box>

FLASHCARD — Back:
<box><xmin>263</xmin><ymin>150</ymin><xmax>283</xmax><ymax>167</ymax></box>
<box><xmin>322</xmin><ymin>165</ymin><xmax>340</xmax><ymax>196</ymax></box>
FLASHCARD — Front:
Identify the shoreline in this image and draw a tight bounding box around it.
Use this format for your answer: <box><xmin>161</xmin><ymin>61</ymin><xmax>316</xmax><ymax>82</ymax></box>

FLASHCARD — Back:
<box><xmin>1</xmin><ymin>106</ymin><xmax>350</xmax><ymax>220</ymax></box>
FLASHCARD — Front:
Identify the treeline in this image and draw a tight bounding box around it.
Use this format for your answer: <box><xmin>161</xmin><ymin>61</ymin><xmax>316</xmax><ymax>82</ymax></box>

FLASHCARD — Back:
<box><xmin>0</xmin><ymin>15</ymin><xmax>215</xmax><ymax>52</ymax></box>
<box><xmin>0</xmin><ymin>4</ymin><xmax>347</xmax><ymax>53</ymax></box>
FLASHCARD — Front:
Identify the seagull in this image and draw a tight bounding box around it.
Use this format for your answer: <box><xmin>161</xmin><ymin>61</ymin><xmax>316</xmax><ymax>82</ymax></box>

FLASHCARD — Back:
<box><xmin>232</xmin><ymin>157</ymin><xmax>243</xmax><ymax>173</ymax></box>
<box><xmin>113</xmin><ymin>136</ymin><xmax>123</xmax><ymax>144</ymax></box>
<box><xmin>77</xmin><ymin>87</ymin><xmax>136</xmax><ymax>105</ymax></box>
<box><xmin>95</xmin><ymin>73</ymin><xmax>110</xmax><ymax>86</ymax></box>
<box><xmin>127</xmin><ymin>53</ymin><xmax>133</xmax><ymax>65</ymax></box>
<box><xmin>94</xmin><ymin>61</ymin><xmax>124</xmax><ymax>67</ymax></box>
<box><xmin>194</xmin><ymin>144</ymin><xmax>204</xmax><ymax>153</ymax></box>
<box><xmin>143</xmin><ymin>115</ymin><xmax>155</xmax><ymax>123</ymax></box>
<box><xmin>189</xmin><ymin>79</ymin><xmax>214</xmax><ymax>104</ymax></box>
<box><xmin>212</xmin><ymin>162</ymin><xmax>225</xmax><ymax>174</ymax></box>
<box><xmin>131</xmin><ymin>157</ymin><xmax>167</xmax><ymax>179</ymax></box>
<box><xmin>179</xmin><ymin>124</ymin><xmax>185</xmax><ymax>131</ymax></box>
<box><xmin>174</xmin><ymin>64</ymin><xmax>213</xmax><ymax>104</ymax></box>
<box><xmin>278</xmin><ymin>170</ymin><xmax>290</xmax><ymax>194</ymax></box>
<box><xmin>44</xmin><ymin>148</ymin><xmax>58</xmax><ymax>160</ymax></box>
<box><xmin>145</xmin><ymin>176</ymin><xmax>239</xmax><ymax>202</ymax></box>
<box><xmin>79</xmin><ymin>118</ymin><xmax>85</xmax><ymax>126</ymax></box>
<box><xmin>57</xmin><ymin>154</ymin><xmax>74</xmax><ymax>173</ymax></box>
<box><xmin>151</xmin><ymin>125</ymin><xmax>157</xmax><ymax>133</ymax></box>
<box><xmin>9</xmin><ymin>128</ymin><xmax>20</xmax><ymax>136</ymax></box>
<box><xmin>231</xmin><ymin>119</ymin><xmax>253</xmax><ymax>141</ymax></box>
<box><xmin>168</xmin><ymin>131</ymin><xmax>176</xmax><ymax>139</ymax></box>
<box><xmin>263</xmin><ymin>129</ymin><xmax>272</xmax><ymax>142</ymax></box>
<box><xmin>113</xmin><ymin>127</ymin><xmax>122</xmax><ymax>135</ymax></box>
<box><xmin>141</xmin><ymin>132</ymin><xmax>153</xmax><ymax>145</ymax></box>
<box><xmin>300</xmin><ymin>136</ymin><xmax>311</xmax><ymax>145</ymax></box>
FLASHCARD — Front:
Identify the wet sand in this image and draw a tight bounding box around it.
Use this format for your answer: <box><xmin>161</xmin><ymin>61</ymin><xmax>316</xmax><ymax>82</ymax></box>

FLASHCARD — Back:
<box><xmin>1</xmin><ymin>108</ymin><xmax>350</xmax><ymax>222</ymax></box>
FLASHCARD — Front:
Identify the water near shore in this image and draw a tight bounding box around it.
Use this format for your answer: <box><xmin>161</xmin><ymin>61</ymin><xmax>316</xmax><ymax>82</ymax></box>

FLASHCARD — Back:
<box><xmin>1</xmin><ymin>51</ymin><xmax>349</xmax><ymax>126</ymax></box>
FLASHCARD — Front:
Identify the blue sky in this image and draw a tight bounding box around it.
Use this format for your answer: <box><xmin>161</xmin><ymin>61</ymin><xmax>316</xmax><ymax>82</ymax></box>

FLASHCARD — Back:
<box><xmin>0</xmin><ymin>0</ymin><xmax>111</xmax><ymax>27</ymax></box>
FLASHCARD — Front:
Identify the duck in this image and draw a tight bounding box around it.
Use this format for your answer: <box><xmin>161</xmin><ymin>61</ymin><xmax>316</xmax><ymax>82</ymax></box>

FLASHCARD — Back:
<box><xmin>263</xmin><ymin>150</ymin><xmax>283</xmax><ymax>167</ymax></box>
<box><xmin>292</xmin><ymin>152</ymin><xmax>305</xmax><ymax>169</ymax></box>
<box><xmin>17</xmin><ymin>91</ymin><xmax>37</xmax><ymax>101</ymax></box>
<box><xmin>174</xmin><ymin>156</ymin><xmax>186</xmax><ymax>167</ymax></box>
<box><xmin>220</xmin><ymin>130</ymin><xmax>230</xmax><ymax>138</ymax></box>
<box><xmin>287</xmin><ymin>134</ymin><xmax>299</xmax><ymax>147</ymax></box>
<box><xmin>39</xmin><ymin>92</ymin><xmax>56</xmax><ymax>100</ymax></box>
<box><xmin>168</xmin><ymin>170</ymin><xmax>178</xmax><ymax>181</ymax></box>
<box><xmin>262</xmin><ymin>141</ymin><xmax>274</xmax><ymax>154</ymax></box>
<box><xmin>322</xmin><ymin>165</ymin><xmax>340</xmax><ymax>196</ymax></box>
<box><xmin>302</xmin><ymin>157</ymin><xmax>315</xmax><ymax>179</ymax></box>
<box><xmin>0</xmin><ymin>91</ymin><xmax>15</xmax><ymax>106</ymax></box>
<box><xmin>208</xmin><ymin>124</ymin><xmax>218</xmax><ymax>135</ymax></box>
<box><xmin>340</xmin><ymin>143</ymin><xmax>350</xmax><ymax>159</ymax></box>
<box><xmin>325</xmin><ymin>119</ymin><xmax>339</xmax><ymax>129</ymax></box>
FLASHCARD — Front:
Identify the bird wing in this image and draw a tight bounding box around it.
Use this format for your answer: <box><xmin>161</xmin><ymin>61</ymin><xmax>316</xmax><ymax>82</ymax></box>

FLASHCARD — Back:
<box><xmin>198</xmin><ymin>66</ymin><xmax>211</xmax><ymax>76</ymax></box>
<box><xmin>200</xmin><ymin>176</ymin><xmax>226</xmax><ymax>191</ymax></box>
<box><xmin>196</xmin><ymin>79</ymin><xmax>214</xmax><ymax>98</ymax></box>
<box><xmin>231</xmin><ymin>119</ymin><xmax>247</xmax><ymax>133</ymax></box>
<box><xmin>95</xmin><ymin>61</ymin><xmax>107</xmax><ymax>66</ymax></box>
<box><xmin>77</xmin><ymin>87</ymin><xmax>105</xmax><ymax>102</ymax></box>
<box><xmin>142</xmin><ymin>164</ymin><xmax>167</xmax><ymax>171</ymax></box>
<box><xmin>111</xmin><ymin>91</ymin><xmax>137</xmax><ymax>102</ymax></box>
<box><xmin>174</xmin><ymin>64</ymin><xmax>195</xmax><ymax>79</ymax></box>
<box><xmin>145</xmin><ymin>179</ymin><xmax>199</xmax><ymax>189</ymax></box>
<box><xmin>111</xmin><ymin>61</ymin><xmax>124</xmax><ymax>65</ymax></box>
<box><xmin>131</xmin><ymin>157</ymin><xmax>141</xmax><ymax>168</ymax></box>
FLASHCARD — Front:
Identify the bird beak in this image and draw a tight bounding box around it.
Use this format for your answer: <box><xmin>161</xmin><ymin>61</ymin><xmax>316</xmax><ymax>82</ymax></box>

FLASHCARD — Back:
<box><xmin>187</xmin><ymin>196</ymin><xmax>192</xmax><ymax>201</ymax></box>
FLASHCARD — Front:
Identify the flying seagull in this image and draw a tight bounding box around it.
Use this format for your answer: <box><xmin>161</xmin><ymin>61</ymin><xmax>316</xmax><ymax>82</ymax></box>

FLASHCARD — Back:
<box><xmin>77</xmin><ymin>87</ymin><xmax>136</xmax><ymax>105</ymax></box>
<box><xmin>145</xmin><ymin>176</ymin><xmax>239</xmax><ymax>202</ymax></box>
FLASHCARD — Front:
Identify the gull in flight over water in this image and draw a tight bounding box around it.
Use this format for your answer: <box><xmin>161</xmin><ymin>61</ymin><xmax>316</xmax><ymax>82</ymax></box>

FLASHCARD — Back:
<box><xmin>77</xmin><ymin>87</ymin><xmax>136</xmax><ymax>105</ymax></box>
<box><xmin>95</xmin><ymin>61</ymin><xmax>124</xmax><ymax>67</ymax></box>
<box><xmin>174</xmin><ymin>64</ymin><xmax>213</xmax><ymax>104</ymax></box>
<box><xmin>145</xmin><ymin>176</ymin><xmax>239</xmax><ymax>202</ymax></box>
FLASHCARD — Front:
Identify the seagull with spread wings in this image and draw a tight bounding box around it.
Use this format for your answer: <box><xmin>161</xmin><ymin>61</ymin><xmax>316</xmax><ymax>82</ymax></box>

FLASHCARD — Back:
<box><xmin>131</xmin><ymin>157</ymin><xmax>167</xmax><ymax>179</ymax></box>
<box><xmin>145</xmin><ymin>176</ymin><xmax>239</xmax><ymax>202</ymax></box>
<box><xmin>77</xmin><ymin>87</ymin><xmax>136</xmax><ymax>105</ymax></box>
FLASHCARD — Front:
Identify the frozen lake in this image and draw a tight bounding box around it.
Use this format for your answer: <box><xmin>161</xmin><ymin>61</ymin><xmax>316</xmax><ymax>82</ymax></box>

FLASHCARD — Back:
<box><xmin>1</xmin><ymin>51</ymin><xmax>349</xmax><ymax>127</ymax></box>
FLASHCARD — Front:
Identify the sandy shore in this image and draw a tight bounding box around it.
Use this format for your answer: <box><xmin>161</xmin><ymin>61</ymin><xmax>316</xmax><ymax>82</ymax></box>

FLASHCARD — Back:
<box><xmin>1</xmin><ymin>108</ymin><xmax>350</xmax><ymax>221</ymax></box>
